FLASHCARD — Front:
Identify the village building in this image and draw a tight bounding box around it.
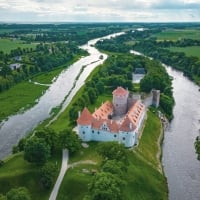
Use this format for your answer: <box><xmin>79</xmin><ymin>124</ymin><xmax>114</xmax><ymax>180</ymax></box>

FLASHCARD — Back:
<box><xmin>77</xmin><ymin>87</ymin><xmax>146</xmax><ymax>147</ymax></box>
<box><xmin>9</xmin><ymin>63</ymin><xmax>22</xmax><ymax>70</ymax></box>
<box><xmin>132</xmin><ymin>67</ymin><xmax>146</xmax><ymax>83</ymax></box>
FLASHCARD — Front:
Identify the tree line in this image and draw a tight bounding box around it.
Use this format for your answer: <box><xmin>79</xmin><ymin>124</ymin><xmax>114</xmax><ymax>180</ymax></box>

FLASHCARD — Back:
<box><xmin>0</xmin><ymin>42</ymin><xmax>87</xmax><ymax>93</ymax></box>
<box><xmin>133</xmin><ymin>38</ymin><xmax>200</xmax><ymax>82</ymax></box>
<box><xmin>95</xmin><ymin>34</ymin><xmax>174</xmax><ymax>119</ymax></box>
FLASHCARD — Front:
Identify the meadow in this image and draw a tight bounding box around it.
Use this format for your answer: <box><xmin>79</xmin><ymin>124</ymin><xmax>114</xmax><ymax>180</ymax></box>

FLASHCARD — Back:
<box><xmin>0</xmin><ymin>152</ymin><xmax>62</xmax><ymax>200</ymax></box>
<box><xmin>0</xmin><ymin>38</ymin><xmax>36</xmax><ymax>53</ymax></box>
<box><xmin>168</xmin><ymin>46</ymin><xmax>200</xmax><ymax>59</ymax></box>
<box><xmin>153</xmin><ymin>29</ymin><xmax>200</xmax><ymax>41</ymax></box>
<box><xmin>0</xmin><ymin>81</ymin><xmax>47</xmax><ymax>122</ymax></box>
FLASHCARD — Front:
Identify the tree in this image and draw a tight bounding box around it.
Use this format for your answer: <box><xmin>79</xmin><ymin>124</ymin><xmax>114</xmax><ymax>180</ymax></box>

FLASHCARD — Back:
<box><xmin>101</xmin><ymin>160</ymin><xmax>127</xmax><ymax>178</ymax></box>
<box><xmin>24</xmin><ymin>137</ymin><xmax>50</xmax><ymax>165</ymax></box>
<box><xmin>195</xmin><ymin>136</ymin><xmax>200</xmax><ymax>160</ymax></box>
<box><xmin>17</xmin><ymin>138</ymin><xmax>26</xmax><ymax>151</ymax></box>
<box><xmin>97</xmin><ymin>142</ymin><xmax>129</xmax><ymax>165</ymax></box>
<box><xmin>88</xmin><ymin>172</ymin><xmax>125</xmax><ymax>200</ymax></box>
<box><xmin>58</xmin><ymin>129</ymin><xmax>81</xmax><ymax>154</ymax></box>
<box><xmin>0</xmin><ymin>160</ymin><xmax>4</xmax><ymax>167</ymax></box>
<box><xmin>96</xmin><ymin>81</ymin><xmax>104</xmax><ymax>94</ymax></box>
<box><xmin>40</xmin><ymin>163</ymin><xmax>57</xmax><ymax>189</ymax></box>
<box><xmin>6</xmin><ymin>187</ymin><xmax>31</xmax><ymax>200</ymax></box>
<box><xmin>34</xmin><ymin>128</ymin><xmax>58</xmax><ymax>154</ymax></box>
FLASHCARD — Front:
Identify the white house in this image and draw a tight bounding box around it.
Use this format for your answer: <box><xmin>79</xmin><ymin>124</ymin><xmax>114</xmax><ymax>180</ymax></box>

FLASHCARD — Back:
<box><xmin>77</xmin><ymin>87</ymin><xmax>146</xmax><ymax>147</ymax></box>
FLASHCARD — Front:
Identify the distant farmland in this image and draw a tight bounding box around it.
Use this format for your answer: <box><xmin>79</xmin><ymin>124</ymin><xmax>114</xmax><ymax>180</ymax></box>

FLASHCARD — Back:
<box><xmin>153</xmin><ymin>29</ymin><xmax>200</xmax><ymax>41</ymax></box>
<box><xmin>168</xmin><ymin>46</ymin><xmax>200</xmax><ymax>59</ymax></box>
<box><xmin>0</xmin><ymin>38</ymin><xmax>36</xmax><ymax>53</ymax></box>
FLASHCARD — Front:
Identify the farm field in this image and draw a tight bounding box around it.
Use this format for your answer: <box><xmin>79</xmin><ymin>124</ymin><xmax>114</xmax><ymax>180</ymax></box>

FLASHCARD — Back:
<box><xmin>0</xmin><ymin>38</ymin><xmax>36</xmax><ymax>53</ymax></box>
<box><xmin>153</xmin><ymin>29</ymin><xmax>200</xmax><ymax>41</ymax></box>
<box><xmin>168</xmin><ymin>46</ymin><xmax>200</xmax><ymax>59</ymax></box>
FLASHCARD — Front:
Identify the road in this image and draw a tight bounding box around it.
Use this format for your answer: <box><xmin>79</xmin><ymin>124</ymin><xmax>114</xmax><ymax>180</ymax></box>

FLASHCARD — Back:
<box><xmin>49</xmin><ymin>149</ymin><xmax>69</xmax><ymax>200</ymax></box>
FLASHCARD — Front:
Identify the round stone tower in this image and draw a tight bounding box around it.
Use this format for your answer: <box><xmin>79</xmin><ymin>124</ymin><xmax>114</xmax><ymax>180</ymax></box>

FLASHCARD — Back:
<box><xmin>112</xmin><ymin>87</ymin><xmax>129</xmax><ymax>116</ymax></box>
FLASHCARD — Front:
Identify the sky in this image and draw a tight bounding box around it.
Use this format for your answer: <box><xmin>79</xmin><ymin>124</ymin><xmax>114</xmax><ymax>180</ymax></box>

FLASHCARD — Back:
<box><xmin>0</xmin><ymin>0</ymin><xmax>200</xmax><ymax>23</ymax></box>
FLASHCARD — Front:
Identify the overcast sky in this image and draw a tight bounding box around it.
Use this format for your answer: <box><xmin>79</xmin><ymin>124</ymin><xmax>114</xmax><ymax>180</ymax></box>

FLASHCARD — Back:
<box><xmin>0</xmin><ymin>0</ymin><xmax>200</xmax><ymax>22</ymax></box>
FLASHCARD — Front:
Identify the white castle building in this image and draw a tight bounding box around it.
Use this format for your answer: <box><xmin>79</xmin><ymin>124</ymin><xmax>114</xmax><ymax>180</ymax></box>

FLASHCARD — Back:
<box><xmin>77</xmin><ymin>87</ymin><xmax>146</xmax><ymax>147</ymax></box>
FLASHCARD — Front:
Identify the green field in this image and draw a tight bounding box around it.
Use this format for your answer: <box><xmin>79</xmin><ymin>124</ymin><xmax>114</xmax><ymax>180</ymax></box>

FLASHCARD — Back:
<box><xmin>0</xmin><ymin>152</ymin><xmax>62</xmax><ymax>200</ymax></box>
<box><xmin>0</xmin><ymin>38</ymin><xmax>36</xmax><ymax>53</ymax></box>
<box><xmin>56</xmin><ymin>110</ymin><xmax>168</xmax><ymax>200</ymax></box>
<box><xmin>0</xmin><ymin>53</ymin><xmax>85</xmax><ymax>122</ymax></box>
<box><xmin>168</xmin><ymin>46</ymin><xmax>200</xmax><ymax>59</ymax></box>
<box><xmin>153</xmin><ymin>29</ymin><xmax>200</xmax><ymax>41</ymax></box>
<box><xmin>0</xmin><ymin>81</ymin><xmax>47</xmax><ymax>122</ymax></box>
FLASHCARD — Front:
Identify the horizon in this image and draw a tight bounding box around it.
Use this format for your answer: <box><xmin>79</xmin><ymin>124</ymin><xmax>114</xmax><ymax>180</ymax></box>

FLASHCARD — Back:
<box><xmin>1</xmin><ymin>0</ymin><xmax>200</xmax><ymax>23</ymax></box>
<box><xmin>0</xmin><ymin>21</ymin><xmax>200</xmax><ymax>24</ymax></box>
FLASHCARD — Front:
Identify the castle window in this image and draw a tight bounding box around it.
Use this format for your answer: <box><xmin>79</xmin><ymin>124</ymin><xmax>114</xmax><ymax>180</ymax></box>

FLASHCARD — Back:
<box><xmin>82</xmin><ymin>131</ymin><xmax>85</xmax><ymax>134</ymax></box>
<box><xmin>98</xmin><ymin>131</ymin><xmax>100</xmax><ymax>134</ymax></box>
<box><xmin>123</xmin><ymin>137</ymin><xmax>125</xmax><ymax>140</ymax></box>
<box><xmin>92</xmin><ymin>130</ymin><xmax>94</xmax><ymax>133</ymax></box>
<box><xmin>114</xmin><ymin>135</ymin><xmax>117</xmax><ymax>138</ymax></box>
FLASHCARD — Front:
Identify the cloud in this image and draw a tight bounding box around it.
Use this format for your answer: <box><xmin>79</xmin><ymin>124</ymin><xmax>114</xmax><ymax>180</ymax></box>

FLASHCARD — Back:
<box><xmin>0</xmin><ymin>0</ymin><xmax>200</xmax><ymax>22</ymax></box>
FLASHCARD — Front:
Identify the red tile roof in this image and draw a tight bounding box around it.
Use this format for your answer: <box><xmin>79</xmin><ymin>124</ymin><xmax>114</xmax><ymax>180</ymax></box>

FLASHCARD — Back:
<box><xmin>92</xmin><ymin>101</ymin><xmax>113</xmax><ymax>119</ymax></box>
<box><xmin>112</xmin><ymin>86</ymin><xmax>129</xmax><ymax>96</ymax></box>
<box><xmin>77</xmin><ymin>107</ymin><xmax>93</xmax><ymax>125</ymax></box>
<box><xmin>120</xmin><ymin>116</ymin><xmax>136</xmax><ymax>132</ymax></box>
<box><xmin>126</xmin><ymin>100</ymin><xmax>145</xmax><ymax>129</ymax></box>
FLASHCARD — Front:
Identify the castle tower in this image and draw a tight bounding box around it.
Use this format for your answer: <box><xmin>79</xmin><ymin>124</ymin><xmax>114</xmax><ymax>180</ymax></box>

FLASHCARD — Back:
<box><xmin>152</xmin><ymin>89</ymin><xmax>160</xmax><ymax>108</ymax></box>
<box><xmin>112</xmin><ymin>87</ymin><xmax>129</xmax><ymax>116</ymax></box>
<box><xmin>77</xmin><ymin>108</ymin><xmax>93</xmax><ymax>141</ymax></box>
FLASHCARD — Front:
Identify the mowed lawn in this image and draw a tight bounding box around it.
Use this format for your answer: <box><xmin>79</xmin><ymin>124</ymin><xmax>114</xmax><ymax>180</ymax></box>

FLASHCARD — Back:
<box><xmin>0</xmin><ymin>38</ymin><xmax>36</xmax><ymax>53</ymax></box>
<box><xmin>0</xmin><ymin>152</ymin><xmax>62</xmax><ymax>200</ymax></box>
<box><xmin>56</xmin><ymin>111</ymin><xmax>168</xmax><ymax>200</ymax></box>
<box><xmin>153</xmin><ymin>29</ymin><xmax>200</xmax><ymax>41</ymax></box>
<box><xmin>168</xmin><ymin>46</ymin><xmax>200</xmax><ymax>59</ymax></box>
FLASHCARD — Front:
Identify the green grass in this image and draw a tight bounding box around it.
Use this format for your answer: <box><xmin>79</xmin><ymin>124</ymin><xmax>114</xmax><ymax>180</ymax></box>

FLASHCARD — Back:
<box><xmin>136</xmin><ymin>110</ymin><xmax>161</xmax><ymax>169</ymax></box>
<box><xmin>0</xmin><ymin>81</ymin><xmax>47</xmax><ymax>122</ymax></box>
<box><xmin>153</xmin><ymin>29</ymin><xmax>200</xmax><ymax>41</ymax></box>
<box><xmin>56</xmin><ymin>111</ymin><xmax>168</xmax><ymax>200</ymax></box>
<box><xmin>0</xmin><ymin>152</ymin><xmax>62</xmax><ymax>200</ymax></box>
<box><xmin>193</xmin><ymin>75</ymin><xmax>200</xmax><ymax>85</ymax></box>
<box><xmin>32</xmin><ymin>68</ymin><xmax>64</xmax><ymax>84</ymax></box>
<box><xmin>0</xmin><ymin>54</ymin><xmax>85</xmax><ymax>122</ymax></box>
<box><xmin>124</xmin><ymin>152</ymin><xmax>167</xmax><ymax>200</ymax></box>
<box><xmin>57</xmin><ymin>165</ymin><xmax>97</xmax><ymax>200</ymax></box>
<box><xmin>168</xmin><ymin>46</ymin><xmax>200</xmax><ymax>59</ymax></box>
<box><xmin>57</xmin><ymin>143</ymin><xmax>101</xmax><ymax>200</ymax></box>
<box><xmin>31</xmin><ymin>55</ymin><xmax>84</xmax><ymax>84</ymax></box>
<box><xmin>69</xmin><ymin>142</ymin><xmax>102</xmax><ymax>164</ymax></box>
<box><xmin>0</xmin><ymin>38</ymin><xmax>36</xmax><ymax>53</ymax></box>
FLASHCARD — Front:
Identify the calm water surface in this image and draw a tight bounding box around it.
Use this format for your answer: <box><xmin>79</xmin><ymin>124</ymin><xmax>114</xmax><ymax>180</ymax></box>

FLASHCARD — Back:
<box><xmin>163</xmin><ymin>66</ymin><xmax>200</xmax><ymax>200</ymax></box>
<box><xmin>0</xmin><ymin>32</ymin><xmax>124</xmax><ymax>159</ymax></box>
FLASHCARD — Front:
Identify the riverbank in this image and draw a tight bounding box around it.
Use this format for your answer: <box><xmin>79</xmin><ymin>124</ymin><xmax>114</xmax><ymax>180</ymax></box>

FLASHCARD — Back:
<box><xmin>0</xmin><ymin>55</ymin><xmax>85</xmax><ymax>123</ymax></box>
<box><xmin>0</xmin><ymin>32</ymin><xmax>168</xmax><ymax>199</ymax></box>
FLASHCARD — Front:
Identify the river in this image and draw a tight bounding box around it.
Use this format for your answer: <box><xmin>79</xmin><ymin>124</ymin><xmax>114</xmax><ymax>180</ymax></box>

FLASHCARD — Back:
<box><xmin>130</xmin><ymin>50</ymin><xmax>200</xmax><ymax>200</ymax></box>
<box><xmin>163</xmin><ymin>66</ymin><xmax>200</xmax><ymax>200</ymax></box>
<box><xmin>0</xmin><ymin>32</ymin><xmax>124</xmax><ymax>160</ymax></box>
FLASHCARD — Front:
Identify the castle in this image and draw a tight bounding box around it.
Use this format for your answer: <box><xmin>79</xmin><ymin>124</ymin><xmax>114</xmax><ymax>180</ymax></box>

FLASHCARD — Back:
<box><xmin>77</xmin><ymin>87</ymin><xmax>146</xmax><ymax>147</ymax></box>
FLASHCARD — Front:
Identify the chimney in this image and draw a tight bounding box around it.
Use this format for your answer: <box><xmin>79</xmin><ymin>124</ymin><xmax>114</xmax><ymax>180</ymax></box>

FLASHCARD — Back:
<box><xmin>78</xmin><ymin>111</ymin><xmax>81</xmax><ymax>117</ymax></box>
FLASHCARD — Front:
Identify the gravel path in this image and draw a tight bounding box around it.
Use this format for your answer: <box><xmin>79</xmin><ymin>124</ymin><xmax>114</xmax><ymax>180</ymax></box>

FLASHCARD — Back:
<box><xmin>49</xmin><ymin>149</ymin><xmax>69</xmax><ymax>200</ymax></box>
